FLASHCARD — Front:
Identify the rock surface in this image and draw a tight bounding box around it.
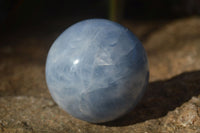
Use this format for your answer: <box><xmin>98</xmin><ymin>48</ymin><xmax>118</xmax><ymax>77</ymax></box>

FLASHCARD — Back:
<box><xmin>0</xmin><ymin>17</ymin><xmax>200</xmax><ymax>132</ymax></box>
<box><xmin>145</xmin><ymin>17</ymin><xmax>200</xmax><ymax>81</ymax></box>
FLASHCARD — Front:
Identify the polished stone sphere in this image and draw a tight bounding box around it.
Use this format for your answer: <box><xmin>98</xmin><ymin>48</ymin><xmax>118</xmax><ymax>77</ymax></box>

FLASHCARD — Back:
<box><xmin>45</xmin><ymin>19</ymin><xmax>149</xmax><ymax>123</ymax></box>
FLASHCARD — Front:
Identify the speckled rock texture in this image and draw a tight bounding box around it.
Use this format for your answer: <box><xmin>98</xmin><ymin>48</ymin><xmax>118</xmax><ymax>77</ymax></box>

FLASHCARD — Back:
<box><xmin>0</xmin><ymin>17</ymin><xmax>200</xmax><ymax>133</ymax></box>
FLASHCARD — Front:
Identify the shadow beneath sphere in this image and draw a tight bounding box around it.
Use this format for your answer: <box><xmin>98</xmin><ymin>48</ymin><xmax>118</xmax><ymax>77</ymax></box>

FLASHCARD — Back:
<box><xmin>101</xmin><ymin>70</ymin><xmax>200</xmax><ymax>127</ymax></box>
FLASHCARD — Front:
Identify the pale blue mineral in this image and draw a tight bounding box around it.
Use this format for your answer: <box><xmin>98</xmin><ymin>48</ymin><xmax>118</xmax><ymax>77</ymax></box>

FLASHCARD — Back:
<box><xmin>45</xmin><ymin>19</ymin><xmax>149</xmax><ymax>123</ymax></box>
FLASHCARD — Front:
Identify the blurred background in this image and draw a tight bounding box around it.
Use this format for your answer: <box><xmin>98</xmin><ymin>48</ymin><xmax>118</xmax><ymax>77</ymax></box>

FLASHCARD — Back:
<box><xmin>1</xmin><ymin>0</ymin><xmax>200</xmax><ymax>31</ymax></box>
<box><xmin>0</xmin><ymin>0</ymin><xmax>200</xmax><ymax>79</ymax></box>
<box><xmin>1</xmin><ymin>0</ymin><xmax>200</xmax><ymax>132</ymax></box>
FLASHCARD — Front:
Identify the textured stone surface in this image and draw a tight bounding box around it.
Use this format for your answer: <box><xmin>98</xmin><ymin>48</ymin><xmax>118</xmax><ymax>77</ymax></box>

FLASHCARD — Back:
<box><xmin>46</xmin><ymin>19</ymin><xmax>149</xmax><ymax>123</ymax></box>
<box><xmin>145</xmin><ymin>17</ymin><xmax>200</xmax><ymax>81</ymax></box>
<box><xmin>0</xmin><ymin>17</ymin><xmax>200</xmax><ymax>132</ymax></box>
<box><xmin>1</xmin><ymin>71</ymin><xmax>200</xmax><ymax>133</ymax></box>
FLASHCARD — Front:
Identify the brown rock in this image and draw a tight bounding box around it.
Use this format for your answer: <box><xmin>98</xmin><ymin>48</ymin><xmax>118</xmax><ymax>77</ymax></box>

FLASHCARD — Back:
<box><xmin>0</xmin><ymin>71</ymin><xmax>200</xmax><ymax>133</ymax></box>
<box><xmin>0</xmin><ymin>17</ymin><xmax>200</xmax><ymax>132</ymax></box>
<box><xmin>145</xmin><ymin>17</ymin><xmax>200</xmax><ymax>81</ymax></box>
<box><xmin>159</xmin><ymin>96</ymin><xmax>200</xmax><ymax>132</ymax></box>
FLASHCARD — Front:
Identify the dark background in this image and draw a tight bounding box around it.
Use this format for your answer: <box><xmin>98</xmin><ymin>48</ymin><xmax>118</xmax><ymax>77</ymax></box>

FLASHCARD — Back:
<box><xmin>1</xmin><ymin>0</ymin><xmax>200</xmax><ymax>32</ymax></box>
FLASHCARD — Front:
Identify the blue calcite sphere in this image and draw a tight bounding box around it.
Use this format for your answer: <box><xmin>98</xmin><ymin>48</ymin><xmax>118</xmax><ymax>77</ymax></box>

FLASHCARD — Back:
<box><xmin>45</xmin><ymin>19</ymin><xmax>149</xmax><ymax>123</ymax></box>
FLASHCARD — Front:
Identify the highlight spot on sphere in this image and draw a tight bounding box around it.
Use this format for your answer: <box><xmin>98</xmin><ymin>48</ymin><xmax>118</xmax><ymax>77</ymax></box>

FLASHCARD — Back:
<box><xmin>73</xmin><ymin>59</ymin><xmax>79</xmax><ymax>65</ymax></box>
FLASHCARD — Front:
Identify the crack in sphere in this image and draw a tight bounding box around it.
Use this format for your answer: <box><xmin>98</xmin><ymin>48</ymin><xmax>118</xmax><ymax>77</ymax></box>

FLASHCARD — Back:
<box><xmin>45</xmin><ymin>19</ymin><xmax>149</xmax><ymax>123</ymax></box>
